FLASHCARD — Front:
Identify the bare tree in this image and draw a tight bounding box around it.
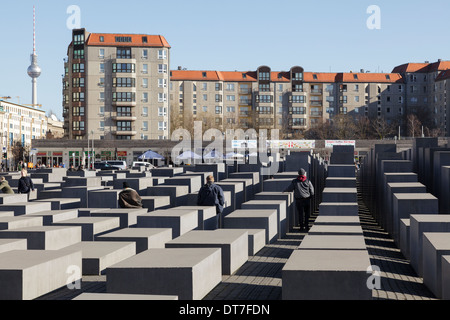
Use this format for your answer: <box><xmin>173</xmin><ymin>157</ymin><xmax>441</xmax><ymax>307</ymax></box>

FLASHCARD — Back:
<box><xmin>407</xmin><ymin>114</ymin><xmax>422</xmax><ymax>137</ymax></box>
<box><xmin>354</xmin><ymin>116</ymin><xmax>374</xmax><ymax>140</ymax></box>
<box><xmin>371</xmin><ymin>117</ymin><xmax>395</xmax><ymax>140</ymax></box>
<box><xmin>332</xmin><ymin>114</ymin><xmax>357</xmax><ymax>139</ymax></box>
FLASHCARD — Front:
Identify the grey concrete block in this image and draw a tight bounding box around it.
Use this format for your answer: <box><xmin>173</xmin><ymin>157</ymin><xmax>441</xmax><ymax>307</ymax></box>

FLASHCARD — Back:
<box><xmin>89</xmin><ymin>208</ymin><xmax>148</xmax><ymax>229</ymax></box>
<box><xmin>263</xmin><ymin>178</ymin><xmax>292</xmax><ymax>193</ymax></box>
<box><xmin>72</xmin><ymin>293</ymin><xmax>178</xmax><ymax>300</ymax></box>
<box><xmin>441</xmin><ymin>166</ymin><xmax>450</xmax><ymax>214</ymax></box>
<box><xmin>322</xmin><ymin>188</ymin><xmax>357</xmax><ymax>203</ymax></box>
<box><xmin>216</xmin><ymin>181</ymin><xmax>244</xmax><ymax>211</ymax></box>
<box><xmin>318</xmin><ymin>203</ymin><xmax>359</xmax><ymax>216</ymax></box>
<box><xmin>400</xmin><ymin>219</ymin><xmax>410</xmax><ymax>260</ymax></box>
<box><xmin>88</xmin><ymin>189</ymin><xmax>121</xmax><ymax>209</ymax></box>
<box><xmin>34</xmin><ymin>198</ymin><xmax>81</xmax><ymax>210</ymax></box>
<box><xmin>0</xmin><ymin>202</ymin><xmax>52</xmax><ymax>216</ymax></box>
<box><xmin>106</xmin><ymin>248</ymin><xmax>222</xmax><ymax>300</ymax></box>
<box><xmin>314</xmin><ymin>216</ymin><xmax>360</xmax><ymax>226</ymax></box>
<box><xmin>325</xmin><ymin>177</ymin><xmax>356</xmax><ymax>188</ymax></box>
<box><xmin>151</xmin><ymin>167</ymin><xmax>184</xmax><ymax>177</ymax></box>
<box><xmin>113</xmin><ymin>178</ymin><xmax>153</xmax><ymax>196</ymax></box>
<box><xmin>61</xmin><ymin>186</ymin><xmax>103</xmax><ymax>208</ymax></box>
<box><xmin>241</xmin><ymin>200</ymin><xmax>287</xmax><ymax>238</ymax></box>
<box><xmin>146</xmin><ymin>185</ymin><xmax>189</xmax><ymax>207</ymax></box>
<box><xmin>392</xmin><ymin>193</ymin><xmax>438</xmax><ymax>245</ymax></box>
<box><xmin>171</xmin><ymin>206</ymin><xmax>217</xmax><ymax>231</ymax></box>
<box><xmin>423</xmin><ymin>233</ymin><xmax>450</xmax><ymax>299</ymax></box>
<box><xmin>221</xmin><ymin>178</ymin><xmax>254</xmax><ymax>201</ymax></box>
<box><xmin>96</xmin><ymin>228</ymin><xmax>172</xmax><ymax>253</ymax></box>
<box><xmin>229</xmin><ymin>172</ymin><xmax>261</xmax><ymax>193</ymax></box>
<box><xmin>247</xmin><ymin>229</ymin><xmax>266</xmax><ymax>256</ymax></box>
<box><xmin>36</xmin><ymin>189</ymin><xmax>63</xmax><ymax>200</ymax></box>
<box><xmin>0</xmin><ymin>216</ymin><xmax>43</xmax><ymax>230</ymax></box>
<box><xmin>442</xmin><ymin>255</ymin><xmax>450</xmax><ymax>300</ymax></box>
<box><xmin>308</xmin><ymin>225</ymin><xmax>364</xmax><ymax>236</ymax></box>
<box><xmin>327</xmin><ymin>165</ymin><xmax>355</xmax><ymax>178</ymax></box>
<box><xmin>53</xmin><ymin>217</ymin><xmax>121</xmax><ymax>241</ymax></box>
<box><xmin>223</xmin><ymin>209</ymin><xmax>278</xmax><ymax>244</ymax></box>
<box><xmin>282</xmin><ymin>249</ymin><xmax>372</xmax><ymax>300</ymax></box>
<box><xmin>137</xmin><ymin>209</ymin><xmax>198</xmax><ymax>238</ymax></box>
<box><xmin>0</xmin><ymin>239</ymin><xmax>27</xmax><ymax>254</ymax></box>
<box><xmin>65</xmin><ymin>241</ymin><xmax>136</xmax><ymax>275</ymax></box>
<box><xmin>409</xmin><ymin>215</ymin><xmax>450</xmax><ymax>277</ymax></box>
<box><xmin>63</xmin><ymin>177</ymin><xmax>102</xmax><ymax>187</ymax></box>
<box><xmin>141</xmin><ymin>196</ymin><xmax>171</xmax><ymax>212</ymax></box>
<box><xmin>26</xmin><ymin>209</ymin><xmax>79</xmax><ymax>225</ymax></box>
<box><xmin>165</xmin><ymin>229</ymin><xmax>248</xmax><ymax>275</ymax></box>
<box><xmin>0</xmin><ymin>211</ymin><xmax>14</xmax><ymax>218</ymax></box>
<box><xmin>297</xmin><ymin>235</ymin><xmax>367</xmax><ymax>250</ymax></box>
<box><xmin>0</xmin><ymin>249</ymin><xmax>82</xmax><ymax>300</ymax></box>
<box><xmin>254</xmin><ymin>192</ymin><xmax>295</xmax><ymax>230</ymax></box>
<box><xmin>163</xmin><ymin>176</ymin><xmax>202</xmax><ymax>194</ymax></box>
<box><xmin>0</xmin><ymin>194</ymin><xmax>28</xmax><ymax>204</ymax></box>
<box><xmin>0</xmin><ymin>226</ymin><xmax>82</xmax><ymax>250</ymax></box>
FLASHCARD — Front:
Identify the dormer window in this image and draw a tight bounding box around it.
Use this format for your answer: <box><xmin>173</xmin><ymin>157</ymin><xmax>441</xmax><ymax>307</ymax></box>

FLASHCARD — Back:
<box><xmin>313</xmin><ymin>74</ymin><xmax>318</xmax><ymax>80</ymax></box>
<box><xmin>142</xmin><ymin>36</ymin><xmax>148</xmax><ymax>44</ymax></box>
<box><xmin>354</xmin><ymin>74</ymin><xmax>358</xmax><ymax>80</ymax></box>
<box><xmin>99</xmin><ymin>36</ymin><xmax>104</xmax><ymax>42</ymax></box>
<box><xmin>202</xmin><ymin>72</ymin><xmax>207</xmax><ymax>78</ymax></box>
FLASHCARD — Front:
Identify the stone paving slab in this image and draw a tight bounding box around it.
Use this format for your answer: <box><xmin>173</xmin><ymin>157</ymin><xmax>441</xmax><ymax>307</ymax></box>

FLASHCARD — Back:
<box><xmin>72</xmin><ymin>292</ymin><xmax>178</xmax><ymax>300</ymax></box>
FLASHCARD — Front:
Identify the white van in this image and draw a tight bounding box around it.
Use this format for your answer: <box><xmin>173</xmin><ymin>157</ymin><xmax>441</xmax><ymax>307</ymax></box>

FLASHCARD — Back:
<box><xmin>132</xmin><ymin>161</ymin><xmax>155</xmax><ymax>169</ymax></box>
<box><xmin>103</xmin><ymin>160</ymin><xmax>127</xmax><ymax>170</ymax></box>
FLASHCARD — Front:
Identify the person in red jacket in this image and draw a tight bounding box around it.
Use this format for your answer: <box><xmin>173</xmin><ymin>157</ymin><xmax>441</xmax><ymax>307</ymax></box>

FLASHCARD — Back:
<box><xmin>284</xmin><ymin>168</ymin><xmax>315</xmax><ymax>232</ymax></box>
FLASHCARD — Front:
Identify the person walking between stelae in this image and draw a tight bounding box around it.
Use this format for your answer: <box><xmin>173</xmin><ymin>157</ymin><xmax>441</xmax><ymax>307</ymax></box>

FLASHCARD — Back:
<box><xmin>284</xmin><ymin>168</ymin><xmax>314</xmax><ymax>232</ymax></box>
<box><xmin>197</xmin><ymin>175</ymin><xmax>225</xmax><ymax>229</ymax></box>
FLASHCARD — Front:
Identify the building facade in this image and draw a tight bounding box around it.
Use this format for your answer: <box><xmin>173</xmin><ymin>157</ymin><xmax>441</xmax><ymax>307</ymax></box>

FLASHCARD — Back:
<box><xmin>63</xmin><ymin>29</ymin><xmax>171</xmax><ymax>141</ymax></box>
<box><xmin>170</xmin><ymin>67</ymin><xmax>406</xmax><ymax>138</ymax></box>
<box><xmin>0</xmin><ymin>99</ymin><xmax>47</xmax><ymax>167</ymax></box>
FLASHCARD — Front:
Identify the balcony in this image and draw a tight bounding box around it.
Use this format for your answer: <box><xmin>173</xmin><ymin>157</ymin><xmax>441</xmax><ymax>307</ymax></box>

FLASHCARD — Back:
<box><xmin>239</xmin><ymin>100</ymin><xmax>252</xmax><ymax>106</ymax></box>
<box><xmin>310</xmin><ymin>101</ymin><xmax>323</xmax><ymax>107</ymax></box>
<box><xmin>310</xmin><ymin>111</ymin><xmax>323</xmax><ymax>117</ymax></box>
<box><xmin>112</xmin><ymin>128</ymin><xmax>137</xmax><ymax>136</ymax></box>
<box><xmin>310</xmin><ymin>89</ymin><xmax>323</xmax><ymax>95</ymax></box>
<box><xmin>112</xmin><ymin>113</ymin><xmax>137</xmax><ymax>121</ymax></box>
<box><xmin>239</xmin><ymin>88</ymin><xmax>252</xmax><ymax>95</ymax></box>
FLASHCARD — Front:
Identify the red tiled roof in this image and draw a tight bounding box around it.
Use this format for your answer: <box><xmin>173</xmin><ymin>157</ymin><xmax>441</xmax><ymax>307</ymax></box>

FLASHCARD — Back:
<box><xmin>337</xmin><ymin>73</ymin><xmax>404</xmax><ymax>83</ymax></box>
<box><xmin>392</xmin><ymin>61</ymin><xmax>450</xmax><ymax>74</ymax></box>
<box><xmin>435</xmin><ymin>69</ymin><xmax>450</xmax><ymax>82</ymax></box>
<box><xmin>86</xmin><ymin>33</ymin><xmax>171</xmax><ymax>48</ymax></box>
<box><xmin>304</xmin><ymin>72</ymin><xmax>339</xmax><ymax>83</ymax></box>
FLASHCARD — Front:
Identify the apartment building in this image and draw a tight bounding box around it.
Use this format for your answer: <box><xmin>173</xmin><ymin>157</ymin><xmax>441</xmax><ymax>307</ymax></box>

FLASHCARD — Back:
<box><xmin>63</xmin><ymin>29</ymin><xmax>171</xmax><ymax>141</ymax></box>
<box><xmin>170</xmin><ymin>66</ymin><xmax>406</xmax><ymax>137</ymax></box>
<box><xmin>0</xmin><ymin>99</ymin><xmax>47</xmax><ymax>165</ymax></box>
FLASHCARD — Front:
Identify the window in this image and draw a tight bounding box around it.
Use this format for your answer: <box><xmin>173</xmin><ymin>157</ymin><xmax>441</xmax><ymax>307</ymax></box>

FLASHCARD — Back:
<box><xmin>158</xmin><ymin>107</ymin><xmax>167</xmax><ymax>117</ymax></box>
<box><xmin>291</xmin><ymin>95</ymin><xmax>306</xmax><ymax>103</ymax></box>
<box><xmin>215</xmin><ymin>83</ymin><xmax>222</xmax><ymax>91</ymax></box>
<box><xmin>202</xmin><ymin>83</ymin><xmax>208</xmax><ymax>90</ymax></box>
<box><xmin>215</xmin><ymin>106</ymin><xmax>222</xmax><ymax>114</ymax></box>
<box><xmin>257</xmin><ymin>95</ymin><xmax>273</xmax><ymax>103</ymax></box>
<box><xmin>215</xmin><ymin>118</ymin><xmax>223</xmax><ymax>126</ymax></box>
<box><xmin>158</xmin><ymin>121</ymin><xmax>167</xmax><ymax>131</ymax></box>
<box><xmin>142</xmin><ymin>93</ymin><xmax>148</xmax><ymax>103</ymax></box>
<box><xmin>278</xmin><ymin>84</ymin><xmax>283</xmax><ymax>92</ymax></box>
<box><xmin>355</xmin><ymin>96</ymin><xmax>360</xmax><ymax>102</ymax></box>
<box><xmin>202</xmin><ymin>72</ymin><xmax>207</xmax><ymax>78</ymax></box>
<box><xmin>112</xmin><ymin>63</ymin><xmax>135</xmax><ymax>73</ymax></box>
<box><xmin>158</xmin><ymin>93</ymin><xmax>167</xmax><ymax>102</ymax></box>
<box><xmin>203</xmin><ymin>94</ymin><xmax>208</xmax><ymax>101</ymax></box>
<box><xmin>259</xmin><ymin>84</ymin><xmax>270</xmax><ymax>92</ymax></box>
<box><xmin>142</xmin><ymin>49</ymin><xmax>148</xmax><ymax>59</ymax></box>
<box><xmin>72</xmin><ymin>63</ymin><xmax>85</xmax><ymax>73</ymax></box>
<box><xmin>158</xmin><ymin>64</ymin><xmax>168</xmax><ymax>74</ymax></box>
<box><xmin>115</xmin><ymin>36</ymin><xmax>132</xmax><ymax>43</ymax></box>
<box><xmin>158</xmin><ymin>50</ymin><xmax>167</xmax><ymax>60</ymax></box>
<box><xmin>113</xmin><ymin>78</ymin><xmax>135</xmax><ymax>87</ymax></box>
<box><xmin>72</xmin><ymin>121</ymin><xmax>85</xmax><ymax>131</ymax></box>
<box><xmin>72</xmin><ymin>92</ymin><xmax>85</xmax><ymax>102</ymax></box>
<box><xmin>99</xmin><ymin>107</ymin><xmax>105</xmax><ymax>115</ymax></box>
<box><xmin>226</xmin><ymin>95</ymin><xmax>235</xmax><ymax>101</ymax></box>
<box><xmin>72</xmin><ymin>78</ymin><xmax>85</xmax><ymax>88</ymax></box>
<box><xmin>313</xmin><ymin>74</ymin><xmax>318</xmax><ymax>80</ymax></box>
<box><xmin>142</xmin><ymin>78</ymin><xmax>148</xmax><ymax>88</ymax></box>
<box><xmin>142</xmin><ymin>107</ymin><xmax>148</xmax><ymax>117</ymax></box>
<box><xmin>99</xmin><ymin>92</ymin><xmax>105</xmax><ymax>102</ymax></box>
<box><xmin>226</xmin><ymin>83</ymin><xmax>235</xmax><ymax>91</ymax></box>
<box><xmin>292</xmin><ymin>107</ymin><xmax>306</xmax><ymax>115</ymax></box>
<box><xmin>226</xmin><ymin>106</ymin><xmax>235</xmax><ymax>113</ymax></box>
<box><xmin>326</xmin><ymin>96</ymin><xmax>334</xmax><ymax>102</ymax></box>
<box><xmin>156</xmin><ymin>79</ymin><xmax>166</xmax><ymax>88</ymax></box>
<box><xmin>142</xmin><ymin>36</ymin><xmax>148</xmax><ymax>43</ymax></box>
<box><xmin>72</xmin><ymin>106</ymin><xmax>85</xmax><ymax>116</ymax></box>
<box><xmin>73</xmin><ymin>49</ymin><xmax>84</xmax><ymax>59</ymax></box>
<box><xmin>215</xmin><ymin>94</ymin><xmax>222</xmax><ymax>102</ymax></box>
<box><xmin>73</xmin><ymin>34</ymin><xmax>85</xmax><ymax>45</ymax></box>
<box><xmin>293</xmin><ymin>72</ymin><xmax>303</xmax><ymax>81</ymax></box>
<box><xmin>326</xmin><ymin>84</ymin><xmax>334</xmax><ymax>92</ymax></box>
<box><xmin>259</xmin><ymin>72</ymin><xmax>270</xmax><ymax>81</ymax></box>
<box><xmin>142</xmin><ymin>121</ymin><xmax>148</xmax><ymax>131</ymax></box>
<box><xmin>99</xmin><ymin>36</ymin><xmax>104</xmax><ymax>42</ymax></box>
<box><xmin>142</xmin><ymin>64</ymin><xmax>148</xmax><ymax>74</ymax></box>
<box><xmin>227</xmin><ymin>118</ymin><xmax>236</xmax><ymax>124</ymax></box>
<box><xmin>353</xmin><ymin>74</ymin><xmax>358</xmax><ymax>80</ymax></box>
<box><xmin>117</xmin><ymin>48</ymin><xmax>132</xmax><ymax>59</ymax></box>
<box><xmin>292</xmin><ymin>118</ymin><xmax>306</xmax><ymax>126</ymax></box>
<box><xmin>117</xmin><ymin>121</ymin><xmax>132</xmax><ymax>131</ymax></box>
<box><xmin>354</xmin><ymin>84</ymin><xmax>359</xmax><ymax>91</ymax></box>
<box><xmin>293</xmin><ymin>84</ymin><xmax>303</xmax><ymax>92</ymax></box>
<box><xmin>112</xmin><ymin>92</ymin><xmax>135</xmax><ymax>102</ymax></box>
<box><xmin>99</xmin><ymin>78</ymin><xmax>105</xmax><ymax>87</ymax></box>
<box><xmin>340</xmin><ymin>84</ymin><xmax>347</xmax><ymax>92</ymax></box>
<box><xmin>99</xmin><ymin>121</ymin><xmax>105</xmax><ymax>131</ymax></box>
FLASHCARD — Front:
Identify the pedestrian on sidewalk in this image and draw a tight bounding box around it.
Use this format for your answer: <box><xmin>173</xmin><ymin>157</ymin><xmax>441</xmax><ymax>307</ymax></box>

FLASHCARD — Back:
<box><xmin>283</xmin><ymin>168</ymin><xmax>315</xmax><ymax>232</ymax></box>
<box><xmin>197</xmin><ymin>175</ymin><xmax>225</xmax><ymax>229</ymax></box>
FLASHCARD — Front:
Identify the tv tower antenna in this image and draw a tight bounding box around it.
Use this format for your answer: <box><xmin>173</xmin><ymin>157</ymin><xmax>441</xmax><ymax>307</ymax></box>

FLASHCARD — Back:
<box><xmin>27</xmin><ymin>5</ymin><xmax>41</xmax><ymax>107</ymax></box>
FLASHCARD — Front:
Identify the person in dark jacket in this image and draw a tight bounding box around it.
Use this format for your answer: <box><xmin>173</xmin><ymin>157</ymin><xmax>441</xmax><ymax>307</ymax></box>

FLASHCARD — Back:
<box><xmin>283</xmin><ymin>168</ymin><xmax>314</xmax><ymax>232</ymax></box>
<box><xmin>0</xmin><ymin>177</ymin><xmax>14</xmax><ymax>194</ymax></box>
<box><xmin>197</xmin><ymin>175</ymin><xmax>225</xmax><ymax>229</ymax></box>
<box><xmin>119</xmin><ymin>182</ymin><xmax>143</xmax><ymax>208</ymax></box>
<box><xmin>18</xmin><ymin>169</ymin><xmax>34</xmax><ymax>194</ymax></box>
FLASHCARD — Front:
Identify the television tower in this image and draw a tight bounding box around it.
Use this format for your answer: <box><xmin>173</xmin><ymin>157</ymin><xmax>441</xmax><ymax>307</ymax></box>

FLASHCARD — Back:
<box><xmin>27</xmin><ymin>6</ymin><xmax>41</xmax><ymax>107</ymax></box>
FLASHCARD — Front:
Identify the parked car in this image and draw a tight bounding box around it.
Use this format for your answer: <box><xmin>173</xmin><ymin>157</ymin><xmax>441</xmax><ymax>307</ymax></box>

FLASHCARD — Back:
<box><xmin>103</xmin><ymin>160</ymin><xmax>127</xmax><ymax>170</ymax></box>
<box><xmin>94</xmin><ymin>162</ymin><xmax>121</xmax><ymax>171</ymax></box>
<box><xmin>132</xmin><ymin>161</ymin><xmax>155</xmax><ymax>169</ymax></box>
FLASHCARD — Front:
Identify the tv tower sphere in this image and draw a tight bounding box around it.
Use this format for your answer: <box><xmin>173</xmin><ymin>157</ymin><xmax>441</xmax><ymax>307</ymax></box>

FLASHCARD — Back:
<box><xmin>28</xmin><ymin>6</ymin><xmax>41</xmax><ymax>107</ymax></box>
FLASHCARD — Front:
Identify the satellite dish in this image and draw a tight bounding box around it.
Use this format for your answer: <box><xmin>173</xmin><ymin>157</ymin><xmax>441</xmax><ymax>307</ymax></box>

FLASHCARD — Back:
<box><xmin>50</xmin><ymin>114</ymin><xmax>58</xmax><ymax>121</ymax></box>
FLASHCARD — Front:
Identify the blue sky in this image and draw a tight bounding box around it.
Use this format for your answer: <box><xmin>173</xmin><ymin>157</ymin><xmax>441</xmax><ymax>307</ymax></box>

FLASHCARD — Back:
<box><xmin>0</xmin><ymin>0</ymin><xmax>449</xmax><ymax>118</ymax></box>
